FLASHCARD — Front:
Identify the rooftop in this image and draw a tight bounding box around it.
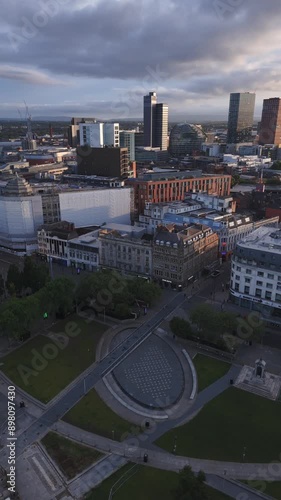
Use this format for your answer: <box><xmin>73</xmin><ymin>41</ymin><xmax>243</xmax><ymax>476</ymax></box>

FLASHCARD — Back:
<box><xmin>237</xmin><ymin>226</ymin><xmax>281</xmax><ymax>255</ymax></box>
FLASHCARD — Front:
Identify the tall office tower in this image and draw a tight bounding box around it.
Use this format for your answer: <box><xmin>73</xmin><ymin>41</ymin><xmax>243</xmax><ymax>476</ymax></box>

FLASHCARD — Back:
<box><xmin>259</xmin><ymin>97</ymin><xmax>281</xmax><ymax>145</ymax></box>
<box><xmin>143</xmin><ymin>91</ymin><xmax>157</xmax><ymax>147</ymax></box>
<box><xmin>120</xmin><ymin>131</ymin><xmax>135</xmax><ymax>161</ymax></box>
<box><xmin>154</xmin><ymin>103</ymin><xmax>168</xmax><ymax>150</ymax></box>
<box><xmin>143</xmin><ymin>92</ymin><xmax>168</xmax><ymax>150</ymax></box>
<box><xmin>227</xmin><ymin>92</ymin><xmax>256</xmax><ymax>143</ymax></box>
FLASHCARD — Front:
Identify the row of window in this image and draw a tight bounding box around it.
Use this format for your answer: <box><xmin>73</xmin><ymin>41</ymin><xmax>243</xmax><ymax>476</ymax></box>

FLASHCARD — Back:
<box><xmin>234</xmin><ymin>266</ymin><xmax>280</xmax><ymax>280</ymax></box>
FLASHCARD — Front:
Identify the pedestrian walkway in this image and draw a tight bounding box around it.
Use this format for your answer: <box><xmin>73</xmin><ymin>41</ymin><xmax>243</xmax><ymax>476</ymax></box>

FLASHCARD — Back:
<box><xmin>53</xmin><ymin>420</ymin><xmax>281</xmax><ymax>482</ymax></box>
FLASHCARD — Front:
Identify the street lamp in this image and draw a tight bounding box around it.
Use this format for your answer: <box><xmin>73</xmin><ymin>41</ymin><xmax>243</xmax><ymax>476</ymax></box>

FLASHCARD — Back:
<box><xmin>173</xmin><ymin>434</ymin><xmax>177</xmax><ymax>454</ymax></box>
<box><xmin>242</xmin><ymin>446</ymin><xmax>246</xmax><ymax>462</ymax></box>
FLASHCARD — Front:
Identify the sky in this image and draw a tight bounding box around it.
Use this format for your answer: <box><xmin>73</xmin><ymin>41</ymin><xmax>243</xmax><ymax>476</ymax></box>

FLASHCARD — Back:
<box><xmin>1</xmin><ymin>0</ymin><xmax>281</xmax><ymax>121</ymax></box>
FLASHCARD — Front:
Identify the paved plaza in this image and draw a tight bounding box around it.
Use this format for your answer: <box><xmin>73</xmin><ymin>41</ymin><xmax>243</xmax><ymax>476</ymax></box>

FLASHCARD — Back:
<box><xmin>113</xmin><ymin>334</ymin><xmax>185</xmax><ymax>409</ymax></box>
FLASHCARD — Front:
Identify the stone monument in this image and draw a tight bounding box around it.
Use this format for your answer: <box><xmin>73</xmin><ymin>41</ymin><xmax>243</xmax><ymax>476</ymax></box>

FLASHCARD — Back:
<box><xmin>254</xmin><ymin>358</ymin><xmax>266</xmax><ymax>379</ymax></box>
<box><xmin>234</xmin><ymin>358</ymin><xmax>281</xmax><ymax>400</ymax></box>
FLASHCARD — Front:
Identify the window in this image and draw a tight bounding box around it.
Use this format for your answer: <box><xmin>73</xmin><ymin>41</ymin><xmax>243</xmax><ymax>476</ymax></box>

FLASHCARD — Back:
<box><xmin>245</xmin><ymin>278</ymin><xmax>251</xmax><ymax>283</ymax></box>
<box><xmin>257</xmin><ymin>271</ymin><xmax>264</xmax><ymax>277</ymax></box>
<box><xmin>275</xmin><ymin>293</ymin><xmax>281</xmax><ymax>303</ymax></box>
<box><xmin>246</xmin><ymin>269</ymin><xmax>252</xmax><ymax>275</ymax></box>
<box><xmin>244</xmin><ymin>286</ymin><xmax>250</xmax><ymax>294</ymax></box>
<box><xmin>256</xmin><ymin>281</ymin><xmax>263</xmax><ymax>286</ymax></box>
<box><xmin>268</xmin><ymin>273</ymin><xmax>274</xmax><ymax>279</ymax></box>
<box><xmin>235</xmin><ymin>283</ymin><xmax>239</xmax><ymax>291</ymax></box>
<box><xmin>266</xmin><ymin>283</ymin><xmax>273</xmax><ymax>289</ymax></box>
<box><xmin>255</xmin><ymin>288</ymin><xmax>262</xmax><ymax>297</ymax></box>
<box><xmin>265</xmin><ymin>291</ymin><xmax>272</xmax><ymax>300</ymax></box>
<box><xmin>237</xmin><ymin>266</ymin><xmax>241</xmax><ymax>271</ymax></box>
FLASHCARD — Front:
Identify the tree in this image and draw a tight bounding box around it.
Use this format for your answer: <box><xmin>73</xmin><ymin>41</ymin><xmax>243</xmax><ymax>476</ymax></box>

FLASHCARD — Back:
<box><xmin>172</xmin><ymin>466</ymin><xmax>209</xmax><ymax>500</ymax></box>
<box><xmin>190</xmin><ymin>304</ymin><xmax>220</xmax><ymax>333</ymax></box>
<box><xmin>0</xmin><ymin>295</ymin><xmax>40</xmax><ymax>339</ymax></box>
<box><xmin>231</xmin><ymin>174</ymin><xmax>240</xmax><ymax>187</ymax></box>
<box><xmin>21</xmin><ymin>256</ymin><xmax>49</xmax><ymax>292</ymax></box>
<box><xmin>6</xmin><ymin>264</ymin><xmax>22</xmax><ymax>295</ymax></box>
<box><xmin>170</xmin><ymin>317</ymin><xmax>193</xmax><ymax>339</ymax></box>
<box><xmin>0</xmin><ymin>274</ymin><xmax>6</xmax><ymax>300</ymax></box>
<box><xmin>270</xmin><ymin>161</ymin><xmax>281</xmax><ymax>170</ymax></box>
<box><xmin>41</xmin><ymin>277</ymin><xmax>75</xmax><ymax>317</ymax></box>
<box><xmin>127</xmin><ymin>278</ymin><xmax>161</xmax><ymax>305</ymax></box>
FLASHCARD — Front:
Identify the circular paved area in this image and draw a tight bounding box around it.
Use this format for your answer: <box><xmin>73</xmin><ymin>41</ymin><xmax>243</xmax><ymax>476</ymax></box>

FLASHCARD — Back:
<box><xmin>112</xmin><ymin>334</ymin><xmax>185</xmax><ymax>409</ymax></box>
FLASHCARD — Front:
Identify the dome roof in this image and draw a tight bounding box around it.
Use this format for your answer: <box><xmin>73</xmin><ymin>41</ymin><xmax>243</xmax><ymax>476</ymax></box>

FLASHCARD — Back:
<box><xmin>3</xmin><ymin>175</ymin><xmax>33</xmax><ymax>197</ymax></box>
<box><xmin>169</xmin><ymin>123</ymin><xmax>206</xmax><ymax>157</ymax></box>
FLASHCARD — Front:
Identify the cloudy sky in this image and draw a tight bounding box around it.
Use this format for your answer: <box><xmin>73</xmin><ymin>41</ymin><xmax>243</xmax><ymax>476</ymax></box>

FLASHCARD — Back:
<box><xmin>1</xmin><ymin>0</ymin><xmax>281</xmax><ymax>121</ymax></box>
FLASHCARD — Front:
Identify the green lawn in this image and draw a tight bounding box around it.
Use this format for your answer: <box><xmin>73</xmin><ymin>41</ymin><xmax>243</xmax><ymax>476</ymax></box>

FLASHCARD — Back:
<box><xmin>193</xmin><ymin>354</ymin><xmax>230</xmax><ymax>392</ymax></box>
<box><xmin>63</xmin><ymin>388</ymin><xmax>135</xmax><ymax>441</ymax></box>
<box><xmin>242</xmin><ymin>481</ymin><xmax>281</xmax><ymax>500</ymax></box>
<box><xmin>41</xmin><ymin>431</ymin><xmax>104</xmax><ymax>480</ymax></box>
<box><xmin>85</xmin><ymin>464</ymin><xmax>232</xmax><ymax>500</ymax></box>
<box><xmin>0</xmin><ymin>315</ymin><xmax>108</xmax><ymax>403</ymax></box>
<box><xmin>156</xmin><ymin>388</ymin><xmax>281</xmax><ymax>463</ymax></box>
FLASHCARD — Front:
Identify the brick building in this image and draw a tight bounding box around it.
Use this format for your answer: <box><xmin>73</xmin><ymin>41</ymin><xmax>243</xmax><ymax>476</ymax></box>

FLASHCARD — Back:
<box><xmin>126</xmin><ymin>172</ymin><xmax>231</xmax><ymax>217</ymax></box>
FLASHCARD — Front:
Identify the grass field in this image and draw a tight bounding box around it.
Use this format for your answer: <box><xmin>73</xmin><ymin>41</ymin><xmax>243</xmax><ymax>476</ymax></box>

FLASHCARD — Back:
<box><xmin>0</xmin><ymin>315</ymin><xmax>108</xmax><ymax>402</ymax></box>
<box><xmin>85</xmin><ymin>464</ymin><xmax>232</xmax><ymax>500</ymax></box>
<box><xmin>193</xmin><ymin>354</ymin><xmax>230</xmax><ymax>392</ymax></box>
<box><xmin>242</xmin><ymin>481</ymin><xmax>281</xmax><ymax>500</ymax></box>
<box><xmin>63</xmin><ymin>388</ymin><xmax>135</xmax><ymax>441</ymax></box>
<box><xmin>41</xmin><ymin>431</ymin><xmax>104</xmax><ymax>480</ymax></box>
<box><xmin>156</xmin><ymin>388</ymin><xmax>281</xmax><ymax>463</ymax></box>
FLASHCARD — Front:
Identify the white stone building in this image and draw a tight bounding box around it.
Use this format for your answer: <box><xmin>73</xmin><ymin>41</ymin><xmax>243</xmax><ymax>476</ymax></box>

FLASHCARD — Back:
<box><xmin>230</xmin><ymin>226</ymin><xmax>281</xmax><ymax>316</ymax></box>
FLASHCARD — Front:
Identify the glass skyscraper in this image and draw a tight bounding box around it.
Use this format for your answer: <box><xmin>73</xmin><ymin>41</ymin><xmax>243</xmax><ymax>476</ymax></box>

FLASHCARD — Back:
<box><xmin>143</xmin><ymin>92</ymin><xmax>168</xmax><ymax>150</ymax></box>
<box><xmin>227</xmin><ymin>92</ymin><xmax>256</xmax><ymax>144</ymax></box>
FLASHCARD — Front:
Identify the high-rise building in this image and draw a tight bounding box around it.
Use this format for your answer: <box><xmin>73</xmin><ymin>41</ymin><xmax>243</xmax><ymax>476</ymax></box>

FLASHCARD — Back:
<box><xmin>154</xmin><ymin>103</ymin><xmax>168</xmax><ymax>150</ymax></box>
<box><xmin>79</xmin><ymin>123</ymin><xmax>104</xmax><ymax>147</ymax></box>
<box><xmin>120</xmin><ymin>131</ymin><xmax>135</xmax><ymax>161</ymax></box>
<box><xmin>143</xmin><ymin>91</ymin><xmax>157</xmax><ymax>147</ymax></box>
<box><xmin>104</xmin><ymin>123</ymin><xmax>120</xmax><ymax>147</ymax></box>
<box><xmin>79</xmin><ymin>122</ymin><xmax>119</xmax><ymax>148</ymax></box>
<box><xmin>68</xmin><ymin>117</ymin><xmax>97</xmax><ymax>147</ymax></box>
<box><xmin>259</xmin><ymin>98</ymin><xmax>281</xmax><ymax>145</ymax></box>
<box><xmin>143</xmin><ymin>92</ymin><xmax>168</xmax><ymax>150</ymax></box>
<box><xmin>227</xmin><ymin>92</ymin><xmax>256</xmax><ymax>144</ymax></box>
<box><xmin>77</xmin><ymin>147</ymin><xmax>129</xmax><ymax>178</ymax></box>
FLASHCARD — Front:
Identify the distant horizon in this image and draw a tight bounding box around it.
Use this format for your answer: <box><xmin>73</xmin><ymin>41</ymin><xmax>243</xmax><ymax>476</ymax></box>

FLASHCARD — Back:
<box><xmin>0</xmin><ymin>114</ymin><xmax>263</xmax><ymax>123</ymax></box>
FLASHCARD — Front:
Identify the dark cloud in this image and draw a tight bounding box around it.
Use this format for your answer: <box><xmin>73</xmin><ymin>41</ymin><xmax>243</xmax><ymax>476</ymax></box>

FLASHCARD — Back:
<box><xmin>0</xmin><ymin>0</ymin><xmax>281</xmax><ymax>116</ymax></box>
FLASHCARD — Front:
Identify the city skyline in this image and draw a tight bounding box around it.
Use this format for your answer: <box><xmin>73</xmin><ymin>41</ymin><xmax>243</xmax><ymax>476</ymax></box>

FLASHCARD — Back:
<box><xmin>1</xmin><ymin>0</ymin><xmax>281</xmax><ymax>120</ymax></box>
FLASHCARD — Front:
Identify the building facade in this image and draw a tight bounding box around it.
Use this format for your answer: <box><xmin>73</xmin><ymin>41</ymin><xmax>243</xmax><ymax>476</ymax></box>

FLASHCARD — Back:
<box><xmin>143</xmin><ymin>92</ymin><xmax>168</xmax><ymax>150</ymax></box>
<box><xmin>259</xmin><ymin>98</ymin><xmax>281</xmax><ymax>146</ymax></box>
<box><xmin>99</xmin><ymin>225</ymin><xmax>153</xmax><ymax>276</ymax></box>
<box><xmin>120</xmin><ymin>131</ymin><xmax>135</xmax><ymax>161</ymax></box>
<box><xmin>227</xmin><ymin>93</ymin><xmax>256</xmax><ymax>144</ymax></box>
<box><xmin>169</xmin><ymin>123</ymin><xmax>206</xmax><ymax>157</ymax></box>
<box><xmin>126</xmin><ymin>172</ymin><xmax>232</xmax><ymax>217</ymax></box>
<box><xmin>230</xmin><ymin>226</ymin><xmax>281</xmax><ymax>317</ymax></box>
<box><xmin>0</xmin><ymin>176</ymin><xmax>43</xmax><ymax>254</ymax></box>
<box><xmin>153</xmin><ymin>224</ymin><xmax>219</xmax><ymax>287</ymax></box>
<box><xmin>77</xmin><ymin>146</ymin><xmax>130</xmax><ymax>178</ymax></box>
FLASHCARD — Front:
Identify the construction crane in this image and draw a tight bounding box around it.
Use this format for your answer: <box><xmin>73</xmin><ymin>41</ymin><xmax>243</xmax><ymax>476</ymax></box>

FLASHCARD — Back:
<box><xmin>24</xmin><ymin>100</ymin><xmax>33</xmax><ymax>144</ymax></box>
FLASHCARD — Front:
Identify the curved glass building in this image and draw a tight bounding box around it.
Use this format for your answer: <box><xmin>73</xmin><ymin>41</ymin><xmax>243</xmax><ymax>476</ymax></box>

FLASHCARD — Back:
<box><xmin>169</xmin><ymin>123</ymin><xmax>206</xmax><ymax>157</ymax></box>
